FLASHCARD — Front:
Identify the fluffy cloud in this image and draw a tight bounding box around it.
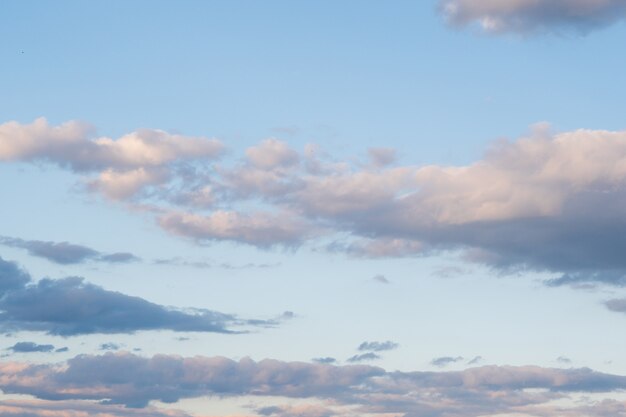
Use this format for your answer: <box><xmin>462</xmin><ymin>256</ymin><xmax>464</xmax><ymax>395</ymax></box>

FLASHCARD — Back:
<box><xmin>0</xmin><ymin>236</ymin><xmax>138</xmax><ymax>265</ymax></box>
<box><xmin>0</xmin><ymin>118</ymin><xmax>223</xmax><ymax>171</ymax></box>
<box><xmin>2</xmin><ymin>352</ymin><xmax>626</xmax><ymax>417</ymax></box>
<box><xmin>439</xmin><ymin>0</ymin><xmax>626</xmax><ymax>34</ymax></box>
<box><xmin>0</xmin><ymin>257</ymin><xmax>277</xmax><ymax>335</ymax></box>
<box><xmin>7</xmin><ymin>119</ymin><xmax>626</xmax><ymax>284</ymax></box>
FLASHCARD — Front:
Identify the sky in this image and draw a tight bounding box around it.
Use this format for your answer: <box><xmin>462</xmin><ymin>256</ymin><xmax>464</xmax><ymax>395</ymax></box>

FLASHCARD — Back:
<box><xmin>2</xmin><ymin>1</ymin><xmax>626</xmax><ymax>416</ymax></box>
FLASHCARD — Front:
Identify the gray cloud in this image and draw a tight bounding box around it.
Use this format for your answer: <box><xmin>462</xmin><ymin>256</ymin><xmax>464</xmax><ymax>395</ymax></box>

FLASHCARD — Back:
<box><xmin>1</xmin><ymin>353</ymin><xmax>626</xmax><ymax>417</ymax></box>
<box><xmin>372</xmin><ymin>274</ymin><xmax>390</xmax><ymax>284</ymax></box>
<box><xmin>100</xmin><ymin>343</ymin><xmax>122</xmax><ymax>351</ymax></box>
<box><xmin>0</xmin><ymin>236</ymin><xmax>139</xmax><ymax>265</ymax></box>
<box><xmin>439</xmin><ymin>0</ymin><xmax>626</xmax><ymax>35</ymax></box>
<box><xmin>0</xmin><ymin>352</ymin><xmax>382</xmax><ymax>408</ymax></box>
<box><xmin>431</xmin><ymin>356</ymin><xmax>464</xmax><ymax>367</ymax></box>
<box><xmin>605</xmin><ymin>298</ymin><xmax>626</xmax><ymax>313</ymax></box>
<box><xmin>347</xmin><ymin>352</ymin><xmax>381</xmax><ymax>363</ymax></box>
<box><xmin>0</xmin><ymin>399</ymin><xmax>192</xmax><ymax>417</ymax></box>
<box><xmin>0</xmin><ymin>257</ymin><xmax>278</xmax><ymax>336</ymax></box>
<box><xmin>557</xmin><ymin>356</ymin><xmax>573</xmax><ymax>365</ymax></box>
<box><xmin>357</xmin><ymin>340</ymin><xmax>399</xmax><ymax>352</ymax></box>
<box><xmin>467</xmin><ymin>356</ymin><xmax>483</xmax><ymax>365</ymax></box>
<box><xmin>8</xmin><ymin>342</ymin><xmax>55</xmax><ymax>353</ymax></box>
<box><xmin>311</xmin><ymin>357</ymin><xmax>337</xmax><ymax>364</ymax></box>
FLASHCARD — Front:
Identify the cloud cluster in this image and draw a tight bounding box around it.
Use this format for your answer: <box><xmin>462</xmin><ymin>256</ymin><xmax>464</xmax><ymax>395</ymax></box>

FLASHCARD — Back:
<box><xmin>438</xmin><ymin>0</ymin><xmax>626</xmax><ymax>34</ymax></box>
<box><xmin>0</xmin><ymin>257</ymin><xmax>276</xmax><ymax>335</ymax></box>
<box><xmin>0</xmin><ymin>236</ymin><xmax>138</xmax><ymax>265</ymax></box>
<box><xmin>6</xmin><ymin>119</ymin><xmax>626</xmax><ymax>285</ymax></box>
<box><xmin>2</xmin><ymin>352</ymin><xmax>626</xmax><ymax>416</ymax></box>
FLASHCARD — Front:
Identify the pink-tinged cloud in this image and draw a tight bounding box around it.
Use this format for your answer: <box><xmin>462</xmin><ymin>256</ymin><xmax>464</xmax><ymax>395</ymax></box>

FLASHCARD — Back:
<box><xmin>7</xmin><ymin>119</ymin><xmax>626</xmax><ymax>281</ymax></box>
<box><xmin>1</xmin><ymin>353</ymin><xmax>626</xmax><ymax>417</ymax></box>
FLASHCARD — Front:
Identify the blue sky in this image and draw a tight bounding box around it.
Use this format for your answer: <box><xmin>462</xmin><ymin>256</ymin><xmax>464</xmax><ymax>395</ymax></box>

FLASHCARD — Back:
<box><xmin>2</xmin><ymin>1</ymin><xmax>626</xmax><ymax>417</ymax></box>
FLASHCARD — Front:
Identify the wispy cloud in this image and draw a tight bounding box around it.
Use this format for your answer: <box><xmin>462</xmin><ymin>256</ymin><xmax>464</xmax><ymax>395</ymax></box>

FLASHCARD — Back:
<box><xmin>0</xmin><ymin>235</ymin><xmax>139</xmax><ymax>265</ymax></box>
<box><xmin>431</xmin><ymin>356</ymin><xmax>464</xmax><ymax>367</ymax></box>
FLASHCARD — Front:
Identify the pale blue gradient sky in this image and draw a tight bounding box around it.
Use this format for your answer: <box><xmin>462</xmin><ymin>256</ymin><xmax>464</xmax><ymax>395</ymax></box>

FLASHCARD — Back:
<box><xmin>2</xmin><ymin>2</ymin><xmax>626</xmax><ymax>416</ymax></box>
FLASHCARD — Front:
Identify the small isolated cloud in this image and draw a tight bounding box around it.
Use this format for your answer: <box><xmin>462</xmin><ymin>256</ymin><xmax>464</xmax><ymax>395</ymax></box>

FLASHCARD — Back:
<box><xmin>439</xmin><ymin>0</ymin><xmax>626</xmax><ymax>35</ymax></box>
<box><xmin>99</xmin><ymin>343</ymin><xmax>121</xmax><ymax>351</ymax></box>
<box><xmin>312</xmin><ymin>357</ymin><xmax>337</xmax><ymax>364</ymax></box>
<box><xmin>0</xmin><ymin>257</ymin><xmax>278</xmax><ymax>336</ymax></box>
<box><xmin>0</xmin><ymin>235</ymin><xmax>139</xmax><ymax>265</ymax></box>
<box><xmin>372</xmin><ymin>274</ymin><xmax>390</xmax><ymax>284</ymax></box>
<box><xmin>8</xmin><ymin>342</ymin><xmax>55</xmax><ymax>353</ymax></box>
<box><xmin>357</xmin><ymin>340</ymin><xmax>398</xmax><ymax>352</ymax></box>
<box><xmin>431</xmin><ymin>356</ymin><xmax>464</xmax><ymax>367</ymax></box>
<box><xmin>55</xmin><ymin>347</ymin><xmax>69</xmax><ymax>353</ymax></box>
<box><xmin>347</xmin><ymin>352</ymin><xmax>381</xmax><ymax>363</ymax></box>
<box><xmin>557</xmin><ymin>356</ymin><xmax>573</xmax><ymax>365</ymax></box>
<box><xmin>605</xmin><ymin>298</ymin><xmax>626</xmax><ymax>313</ymax></box>
<box><xmin>467</xmin><ymin>356</ymin><xmax>483</xmax><ymax>365</ymax></box>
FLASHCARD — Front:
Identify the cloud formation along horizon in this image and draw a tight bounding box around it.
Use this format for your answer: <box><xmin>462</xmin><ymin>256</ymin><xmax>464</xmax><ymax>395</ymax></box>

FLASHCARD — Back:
<box><xmin>438</xmin><ymin>0</ymin><xmax>626</xmax><ymax>35</ymax></box>
<box><xmin>2</xmin><ymin>352</ymin><xmax>626</xmax><ymax>416</ymax></box>
<box><xmin>6</xmin><ymin>119</ymin><xmax>626</xmax><ymax>285</ymax></box>
<box><xmin>0</xmin><ymin>257</ymin><xmax>283</xmax><ymax>336</ymax></box>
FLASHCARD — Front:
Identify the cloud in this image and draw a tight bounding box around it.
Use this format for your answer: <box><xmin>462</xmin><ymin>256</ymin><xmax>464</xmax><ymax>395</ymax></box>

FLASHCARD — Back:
<box><xmin>346</xmin><ymin>352</ymin><xmax>381</xmax><ymax>363</ymax></box>
<box><xmin>0</xmin><ymin>352</ymin><xmax>383</xmax><ymax>407</ymax></box>
<box><xmin>357</xmin><ymin>340</ymin><xmax>398</xmax><ymax>352</ymax></box>
<box><xmin>438</xmin><ymin>0</ymin><xmax>626</xmax><ymax>35</ymax></box>
<box><xmin>367</xmin><ymin>147</ymin><xmax>397</xmax><ymax>168</ymax></box>
<box><xmin>0</xmin><ymin>236</ymin><xmax>139</xmax><ymax>265</ymax></box>
<box><xmin>431</xmin><ymin>356</ymin><xmax>464</xmax><ymax>367</ymax></box>
<box><xmin>158</xmin><ymin>210</ymin><xmax>315</xmax><ymax>247</ymax></box>
<box><xmin>0</xmin><ymin>257</ymin><xmax>277</xmax><ymax>336</ymax></box>
<box><xmin>2</xmin><ymin>353</ymin><xmax>626</xmax><ymax>417</ymax></box>
<box><xmin>557</xmin><ymin>356</ymin><xmax>573</xmax><ymax>365</ymax></box>
<box><xmin>8</xmin><ymin>119</ymin><xmax>626</xmax><ymax>284</ymax></box>
<box><xmin>0</xmin><ymin>117</ymin><xmax>223</xmax><ymax>171</ymax></box>
<box><xmin>467</xmin><ymin>356</ymin><xmax>483</xmax><ymax>365</ymax></box>
<box><xmin>8</xmin><ymin>342</ymin><xmax>55</xmax><ymax>353</ymax></box>
<box><xmin>605</xmin><ymin>298</ymin><xmax>626</xmax><ymax>313</ymax></box>
<box><xmin>100</xmin><ymin>343</ymin><xmax>122</xmax><ymax>351</ymax></box>
<box><xmin>371</xmin><ymin>274</ymin><xmax>390</xmax><ymax>284</ymax></box>
<box><xmin>0</xmin><ymin>399</ymin><xmax>193</xmax><ymax>417</ymax></box>
<box><xmin>311</xmin><ymin>357</ymin><xmax>337</xmax><ymax>364</ymax></box>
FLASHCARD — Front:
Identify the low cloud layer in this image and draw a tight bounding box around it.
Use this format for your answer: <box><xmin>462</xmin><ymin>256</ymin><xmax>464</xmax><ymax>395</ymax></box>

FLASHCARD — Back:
<box><xmin>438</xmin><ymin>0</ymin><xmax>626</xmax><ymax>34</ymax></box>
<box><xmin>2</xmin><ymin>352</ymin><xmax>626</xmax><ymax>416</ymax></box>
<box><xmin>0</xmin><ymin>236</ymin><xmax>138</xmax><ymax>265</ymax></box>
<box><xmin>6</xmin><ymin>119</ymin><xmax>626</xmax><ymax>285</ymax></box>
<box><xmin>0</xmin><ymin>257</ymin><xmax>278</xmax><ymax>336</ymax></box>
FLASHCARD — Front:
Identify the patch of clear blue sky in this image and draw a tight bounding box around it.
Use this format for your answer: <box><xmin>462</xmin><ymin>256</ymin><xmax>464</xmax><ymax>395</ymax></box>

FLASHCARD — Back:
<box><xmin>2</xmin><ymin>0</ymin><xmax>626</xmax><ymax>163</ymax></box>
<box><xmin>2</xmin><ymin>1</ymin><xmax>626</xmax><ymax>373</ymax></box>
